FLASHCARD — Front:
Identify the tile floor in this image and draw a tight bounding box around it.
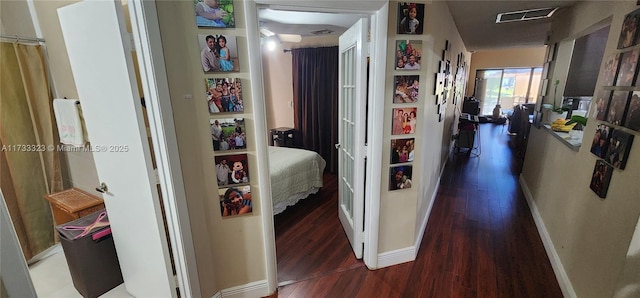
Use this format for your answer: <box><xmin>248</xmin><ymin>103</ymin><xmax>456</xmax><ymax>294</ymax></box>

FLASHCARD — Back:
<box><xmin>28</xmin><ymin>245</ymin><xmax>132</xmax><ymax>297</ymax></box>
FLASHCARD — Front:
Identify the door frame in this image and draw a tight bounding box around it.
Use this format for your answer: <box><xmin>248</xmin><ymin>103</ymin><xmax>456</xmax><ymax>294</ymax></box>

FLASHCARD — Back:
<box><xmin>245</xmin><ymin>0</ymin><xmax>388</xmax><ymax>291</ymax></box>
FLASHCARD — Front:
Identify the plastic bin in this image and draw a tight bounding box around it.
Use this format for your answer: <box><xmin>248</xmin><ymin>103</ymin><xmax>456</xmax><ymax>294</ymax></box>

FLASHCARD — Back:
<box><xmin>56</xmin><ymin>209</ymin><xmax>123</xmax><ymax>298</ymax></box>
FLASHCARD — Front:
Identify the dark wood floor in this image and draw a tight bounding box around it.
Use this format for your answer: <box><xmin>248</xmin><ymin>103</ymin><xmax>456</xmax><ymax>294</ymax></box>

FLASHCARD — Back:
<box><xmin>270</xmin><ymin>124</ymin><xmax>562</xmax><ymax>297</ymax></box>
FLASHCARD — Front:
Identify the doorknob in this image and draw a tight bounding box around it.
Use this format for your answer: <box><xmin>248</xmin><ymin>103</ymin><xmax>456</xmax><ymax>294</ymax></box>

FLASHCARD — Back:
<box><xmin>335</xmin><ymin>143</ymin><xmax>341</xmax><ymax>149</ymax></box>
<box><xmin>95</xmin><ymin>182</ymin><xmax>108</xmax><ymax>193</ymax></box>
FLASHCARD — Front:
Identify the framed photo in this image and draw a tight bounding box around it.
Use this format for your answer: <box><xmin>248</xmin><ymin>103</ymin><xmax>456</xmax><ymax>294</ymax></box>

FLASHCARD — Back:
<box><xmin>605</xmin><ymin>130</ymin><xmax>634</xmax><ymax>170</ymax></box>
<box><xmin>389</xmin><ymin>165</ymin><xmax>413</xmax><ymax>191</ymax></box>
<box><xmin>395</xmin><ymin>40</ymin><xmax>422</xmax><ymax>70</ymax></box>
<box><xmin>215</xmin><ymin>154</ymin><xmax>249</xmax><ymax>186</ymax></box>
<box><xmin>392</xmin><ymin>107</ymin><xmax>417</xmax><ymax>135</ymax></box>
<box><xmin>607</xmin><ymin>91</ymin><xmax>630</xmax><ymax>125</ymax></box>
<box><xmin>205</xmin><ymin>78</ymin><xmax>243</xmax><ymax>114</ymax></box>
<box><xmin>618</xmin><ymin>8</ymin><xmax>640</xmax><ymax>49</ymax></box>
<box><xmin>210</xmin><ymin>118</ymin><xmax>247</xmax><ymax>151</ymax></box>
<box><xmin>601</xmin><ymin>53</ymin><xmax>621</xmax><ymax>86</ymax></box>
<box><xmin>194</xmin><ymin>0</ymin><xmax>235</xmax><ymax>28</ymax></box>
<box><xmin>593</xmin><ymin>90</ymin><xmax>612</xmax><ymax>121</ymax></box>
<box><xmin>625</xmin><ymin>91</ymin><xmax>640</xmax><ymax>131</ymax></box>
<box><xmin>541</xmin><ymin>62</ymin><xmax>550</xmax><ymax>79</ymax></box>
<box><xmin>390</xmin><ymin>138</ymin><xmax>415</xmax><ymax>164</ymax></box>
<box><xmin>589</xmin><ymin>160</ymin><xmax>613</xmax><ymax>199</ymax></box>
<box><xmin>397</xmin><ymin>3</ymin><xmax>425</xmax><ymax>34</ymax></box>
<box><xmin>218</xmin><ymin>185</ymin><xmax>252</xmax><ymax>217</ymax></box>
<box><xmin>540</xmin><ymin>79</ymin><xmax>549</xmax><ymax>96</ymax></box>
<box><xmin>546</xmin><ymin>43</ymin><xmax>557</xmax><ymax>62</ymax></box>
<box><xmin>198</xmin><ymin>34</ymin><xmax>240</xmax><ymax>72</ymax></box>
<box><xmin>615</xmin><ymin>49</ymin><xmax>639</xmax><ymax>86</ymax></box>
<box><xmin>394</xmin><ymin>75</ymin><xmax>420</xmax><ymax>103</ymax></box>
<box><xmin>590</xmin><ymin>124</ymin><xmax>612</xmax><ymax>158</ymax></box>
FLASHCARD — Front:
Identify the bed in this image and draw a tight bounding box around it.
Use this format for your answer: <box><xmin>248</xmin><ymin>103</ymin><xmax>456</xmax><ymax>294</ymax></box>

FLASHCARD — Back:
<box><xmin>268</xmin><ymin>146</ymin><xmax>326</xmax><ymax>215</ymax></box>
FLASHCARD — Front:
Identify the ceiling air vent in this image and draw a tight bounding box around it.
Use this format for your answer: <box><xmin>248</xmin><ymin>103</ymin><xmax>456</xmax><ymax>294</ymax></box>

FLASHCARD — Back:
<box><xmin>310</xmin><ymin>29</ymin><xmax>334</xmax><ymax>35</ymax></box>
<box><xmin>496</xmin><ymin>7</ymin><xmax>558</xmax><ymax>24</ymax></box>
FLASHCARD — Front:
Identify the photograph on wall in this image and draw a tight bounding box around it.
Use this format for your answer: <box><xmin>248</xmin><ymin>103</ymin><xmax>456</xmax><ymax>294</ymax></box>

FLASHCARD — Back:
<box><xmin>394</xmin><ymin>75</ymin><xmax>420</xmax><ymax>103</ymax></box>
<box><xmin>590</xmin><ymin>124</ymin><xmax>612</xmax><ymax>158</ymax></box>
<box><xmin>589</xmin><ymin>160</ymin><xmax>613</xmax><ymax>199</ymax></box>
<box><xmin>198</xmin><ymin>34</ymin><xmax>240</xmax><ymax>72</ymax></box>
<box><xmin>218</xmin><ymin>185</ymin><xmax>252</xmax><ymax>217</ymax></box>
<box><xmin>618</xmin><ymin>8</ymin><xmax>640</xmax><ymax>49</ymax></box>
<box><xmin>205</xmin><ymin>78</ymin><xmax>243</xmax><ymax>113</ymax></box>
<box><xmin>397</xmin><ymin>2</ymin><xmax>425</xmax><ymax>34</ymax></box>
<box><xmin>593</xmin><ymin>90</ymin><xmax>612</xmax><ymax>121</ymax></box>
<box><xmin>210</xmin><ymin>118</ymin><xmax>247</xmax><ymax>152</ymax></box>
<box><xmin>390</xmin><ymin>138</ymin><xmax>415</xmax><ymax>164</ymax></box>
<box><xmin>625</xmin><ymin>91</ymin><xmax>640</xmax><ymax>131</ymax></box>
<box><xmin>215</xmin><ymin>153</ymin><xmax>249</xmax><ymax>186</ymax></box>
<box><xmin>395</xmin><ymin>40</ymin><xmax>422</xmax><ymax>70</ymax></box>
<box><xmin>601</xmin><ymin>53</ymin><xmax>621</xmax><ymax>86</ymax></box>
<box><xmin>392</xmin><ymin>107</ymin><xmax>418</xmax><ymax>135</ymax></box>
<box><xmin>194</xmin><ymin>0</ymin><xmax>235</xmax><ymax>28</ymax></box>
<box><xmin>605</xmin><ymin>130</ymin><xmax>634</xmax><ymax>170</ymax></box>
<box><xmin>607</xmin><ymin>91</ymin><xmax>630</xmax><ymax>125</ymax></box>
<box><xmin>615</xmin><ymin>49</ymin><xmax>639</xmax><ymax>86</ymax></box>
<box><xmin>389</xmin><ymin>165</ymin><xmax>413</xmax><ymax>191</ymax></box>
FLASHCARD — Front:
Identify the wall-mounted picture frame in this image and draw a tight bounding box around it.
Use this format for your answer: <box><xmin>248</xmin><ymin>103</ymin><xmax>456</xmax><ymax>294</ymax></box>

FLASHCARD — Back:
<box><xmin>605</xmin><ymin>130</ymin><xmax>634</xmax><ymax>170</ymax></box>
<box><xmin>194</xmin><ymin>0</ymin><xmax>235</xmax><ymax>28</ymax></box>
<box><xmin>602</xmin><ymin>53</ymin><xmax>621</xmax><ymax>86</ymax></box>
<box><xmin>205</xmin><ymin>78</ymin><xmax>243</xmax><ymax>113</ymax></box>
<box><xmin>210</xmin><ymin>118</ymin><xmax>247</xmax><ymax>151</ymax></box>
<box><xmin>198</xmin><ymin>34</ymin><xmax>240</xmax><ymax>72</ymax></box>
<box><xmin>394</xmin><ymin>75</ymin><xmax>420</xmax><ymax>103</ymax></box>
<box><xmin>546</xmin><ymin>43</ymin><xmax>557</xmax><ymax>62</ymax></box>
<box><xmin>540</xmin><ymin>79</ymin><xmax>549</xmax><ymax>97</ymax></box>
<box><xmin>615</xmin><ymin>49</ymin><xmax>639</xmax><ymax>86</ymax></box>
<box><xmin>594</xmin><ymin>89</ymin><xmax>613</xmax><ymax>121</ymax></box>
<box><xmin>590</xmin><ymin>160</ymin><xmax>613</xmax><ymax>199</ymax></box>
<box><xmin>392</xmin><ymin>107</ymin><xmax>417</xmax><ymax>135</ymax></box>
<box><xmin>397</xmin><ymin>2</ymin><xmax>425</xmax><ymax>35</ymax></box>
<box><xmin>389</xmin><ymin>165</ymin><xmax>413</xmax><ymax>191</ymax></box>
<box><xmin>607</xmin><ymin>91</ymin><xmax>630</xmax><ymax>125</ymax></box>
<box><xmin>395</xmin><ymin>40</ymin><xmax>422</xmax><ymax>70</ymax></box>
<box><xmin>591</xmin><ymin>124</ymin><xmax>612</xmax><ymax>158</ymax></box>
<box><xmin>215</xmin><ymin>153</ymin><xmax>249</xmax><ymax>186</ymax></box>
<box><xmin>390</xmin><ymin>138</ymin><xmax>415</xmax><ymax>164</ymax></box>
<box><xmin>618</xmin><ymin>8</ymin><xmax>640</xmax><ymax>49</ymax></box>
<box><xmin>218</xmin><ymin>185</ymin><xmax>252</xmax><ymax>217</ymax></box>
<box><xmin>625</xmin><ymin>91</ymin><xmax>640</xmax><ymax>131</ymax></box>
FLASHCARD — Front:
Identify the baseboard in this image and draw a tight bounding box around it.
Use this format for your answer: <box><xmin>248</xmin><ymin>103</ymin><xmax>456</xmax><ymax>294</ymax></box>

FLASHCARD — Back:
<box><xmin>519</xmin><ymin>175</ymin><xmax>577</xmax><ymax>298</ymax></box>
<box><xmin>377</xmin><ymin>246</ymin><xmax>416</xmax><ymax>268</ymax></box>
<box><xmin>414</xmin><ymin>176</ymin><xmax>441</xmax><ymax>252</ymax></box>
<box><xmin>212</xmin><ymin>280</ymin><xmax>269</xmax><ymax>298</ymax></box>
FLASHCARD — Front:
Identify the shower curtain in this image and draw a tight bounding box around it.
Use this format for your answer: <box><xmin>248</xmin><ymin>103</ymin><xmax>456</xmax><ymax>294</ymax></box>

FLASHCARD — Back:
<box><xmin>0</xmin><ymin>42</ymin><xmax>63</xmax><ymax>260</ymax></box>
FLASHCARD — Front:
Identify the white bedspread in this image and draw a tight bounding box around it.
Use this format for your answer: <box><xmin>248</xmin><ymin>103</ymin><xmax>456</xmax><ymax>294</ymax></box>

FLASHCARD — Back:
<box><xmin>268</xmin><ymin>146</ymin><xmax>326</xmax><ymax>215</ymax></box>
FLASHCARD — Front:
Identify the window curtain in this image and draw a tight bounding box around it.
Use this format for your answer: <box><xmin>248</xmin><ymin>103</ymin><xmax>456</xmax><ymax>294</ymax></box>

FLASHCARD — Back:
<box><xmin>291</xmin><ymin>46</ymin><xmax>338</xmax><ymax>173</ymax></box>
<box><xmin>0</xmin><ymin>42</ymin><xmax>63</xmax><ymax>260</ymax></box>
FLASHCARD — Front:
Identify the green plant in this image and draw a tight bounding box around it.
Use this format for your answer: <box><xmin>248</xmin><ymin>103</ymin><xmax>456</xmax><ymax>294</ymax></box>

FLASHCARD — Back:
<box><xmin>566</xmin><ymin>115</ymin><xmax>588</xmax><ymax>130</ymax></box>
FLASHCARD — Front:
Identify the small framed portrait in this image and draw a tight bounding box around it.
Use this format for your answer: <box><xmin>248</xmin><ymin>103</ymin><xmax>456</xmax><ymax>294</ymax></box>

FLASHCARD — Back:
<box><xmin>607</xmin><ymin>91</ymin><xmax>630</xmax><ymax>125</ymax></box>
<box><xmin>198</xmin><ymin>34</ymin><xmax>240</xmax><ymax>73</ymax></box>
<box><xmin>390</xmin><ymin>138</ymin><xmax>415</xmax><ymax>164</ymax></box>
<box><xmin>546</xmin><ymin>43</ymin><xmax>557</xmax><ymax>62</ymax></box>
<box><xmin>210</xmin><ymin>118</ymin><xmax>247</xmax><ymax>152</ymax></box>
<box><xmin>395</xmin><ymin>40</ymin><xmax>422</xmax><ymax>70</ymax></box>
<box><xmin>618</xmin><ymin>8</ymin><xmax>640</xmax><ymax>49</ymax></box>
<box><xmin>615</xmin><ymin>49</ymin><xmax>639</xmax><ymax>86</ymax></box>
<box><xmin>605</xmin><ymin>130</ymin><xmax>634</xmax><ymax>170</ymax></box>
<box><xmin>392</xmin><ymin>107</ymin><xmax>418</xmax><ymax>135</ymax></box>
<box><xmin>624</xmin><ymin>91</ymin><xmax>640</xmax><ymax>131</ymax></box>
<box><xmin>218</xmin><ymin>185</ymin><xmax>252</xmax><ymax>217</ymax></box>
<box><xmin>194</xmin><ymin>0</ymin><xmax>235</xmax><ymax>28</ymax></box>
<box><xmin>601</xmin><ymin>53</ymin><xmax>621</xmax><ymax>86</ymax></box>
<box><xmin>589</xmin><ymin>160</ymin><xmax>613</xmax><ymax>199</ymax></box>
<box><xmin>593</xmin><ymin>90</ymin><xmax>612</xmax><ymax>121</ymax></box>
<box><xmin>389</xmin><ymin>165</ymin><xmax>413</xmax><ymax>191</ymax></box>
<box><xmin>205</xmin><ymin>78</ymin><xmax>243</xmax><ymax>114</ymax></box>
<box><xmin>215</xmin><ymin>154</ymin><xmax>249</xmax><ymax>186</ymax></box>
<box><xmin>590</xmin><ymin>124</ymin><xmax>612</xmax><ymax>158</ymax></box>
<box><xmin>397</xmin><ymin>2</ymin><xmax>425</xmax><ymax>35</ymax></box>
<box><xmin>394</xmin><ymin>75</ymin><xmax>420</xmax><ymax>103</ymax></box>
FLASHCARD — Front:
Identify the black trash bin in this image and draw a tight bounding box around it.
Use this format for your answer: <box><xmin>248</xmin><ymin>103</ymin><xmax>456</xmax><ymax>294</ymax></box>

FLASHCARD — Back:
<box><xmin>56</xmin><ymin>209</ymin><xmax>124</xmax><ymax>298</ymax></box>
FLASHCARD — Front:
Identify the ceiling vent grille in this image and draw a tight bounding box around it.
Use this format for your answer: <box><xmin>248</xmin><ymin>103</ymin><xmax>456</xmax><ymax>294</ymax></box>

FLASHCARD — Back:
<box><xmin>310</xmin><ymin>29</ymin><xmax>334</xmax><ymax>35</ymax></box>
<box><xmin>496</xmin><ymin>7</ymin><xmax>558</xmax><ymax>24</ymax></box>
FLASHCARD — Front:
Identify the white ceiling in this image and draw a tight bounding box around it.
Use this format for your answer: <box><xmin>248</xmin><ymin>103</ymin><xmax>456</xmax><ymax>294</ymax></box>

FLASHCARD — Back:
<box><xmin>258</xmin><ymin>0</ymin><xmax>580</xmax><ymax>50</ymax></box>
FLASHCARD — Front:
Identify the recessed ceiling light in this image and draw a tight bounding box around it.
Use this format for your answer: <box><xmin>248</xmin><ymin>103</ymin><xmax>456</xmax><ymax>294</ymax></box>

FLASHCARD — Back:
<box><xmin>496</xmin><ymin>7</ymin><xmax>559</xmax><ymax>24</ymax></box>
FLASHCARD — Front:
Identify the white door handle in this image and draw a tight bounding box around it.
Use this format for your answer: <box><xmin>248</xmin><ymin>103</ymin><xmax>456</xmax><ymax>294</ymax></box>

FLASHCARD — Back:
<box><xmin>335</xmin><ymin>143</ymin><xmax>341</xmax><ymax>149</ymax></box>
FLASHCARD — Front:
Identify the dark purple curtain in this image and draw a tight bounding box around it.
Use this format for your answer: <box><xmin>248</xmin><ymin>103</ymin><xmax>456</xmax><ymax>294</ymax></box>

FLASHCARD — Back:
<box><xmin>291</xmin><ymin>46</ymin><xmax>338</xmax><ymax>173</ymax></box>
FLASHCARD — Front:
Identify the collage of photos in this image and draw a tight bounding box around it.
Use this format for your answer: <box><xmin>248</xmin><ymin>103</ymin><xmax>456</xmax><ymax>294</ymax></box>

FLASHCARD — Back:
<box><xmin>394</xmin><ymin>75</ymin><xmax>420</xmax><ymax>103</ymax></box>
<box><xmin>618</xmin><ymin>8</ymin><xmax>640</xmax><ymax>49</ymax></box>
<box><xmin>218</xmin><ymin>185</ymin><xmax>252</xmax><ymax>217</ymax></box>
<box><xmin>194</xmin><ymin>0</ymin><xmax>235</xmax><ymax>28</ymax></box>
<box><xmin>397</xmin><ymin>3</ymin><xmax>425</xmax><ymax>35</ymax></box>
<box><xmin>205</xmin><ymin>78</ymin><xmax>244</xmax><ymax>113</ymax></box>
<box><xmin>392</xmin><ymin>107</ymin><xmax>418</xmax><ymax>135</ymax></box>
<box><xmin>590</xmin><ymin>124</ymin><xmax>612</xmax><ymax>158</ymax></box>
<box><xmin>198</xmin><ymin>33</ymin><xmax>240</xmax><ymax>73</ymax></box>
<box><xmin>390</xmin><ymin>165</ymin><xmax>413</xmax><ymax>190</ymax></box>
<box><xmin>395</xmin><ymin>40</ymin><xmax>422</xmax><ymax>70</ymax></box>
<box><xmin>210</xmin><ymin>118</ymin><xmax>247</xmax><ymax>152</ymax></box>
<box><xmin>590</xmin><ymin>160</ymin><xmax>613</xmax><ymax>199</ymax></box>
<box><xmin>390</xmin><ymin>138</ymin><xmax>415</xmax><ymax>164</ymax></box>
<box><xmin>215</xmin><ymin>154</ymin><xmax>249</xmax><ymax>186</ymax></box>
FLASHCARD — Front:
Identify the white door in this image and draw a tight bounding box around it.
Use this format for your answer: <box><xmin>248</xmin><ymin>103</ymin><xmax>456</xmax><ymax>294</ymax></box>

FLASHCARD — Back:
<box><xmin>58</xmin><ymin>1</ymin><xmax>175</xmax><ymax>296</ymax></box>
<box><xmin>337</xmin><ymin>18</ymin><xmax>368</xmax><ymax>259</ymax></box>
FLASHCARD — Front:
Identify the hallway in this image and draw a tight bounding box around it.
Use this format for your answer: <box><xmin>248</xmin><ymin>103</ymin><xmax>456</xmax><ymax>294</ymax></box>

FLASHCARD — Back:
<box><xmin>271</xmin><ymin>123</ymin><xmax>562</xmax><ymax>297</ymax></box>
